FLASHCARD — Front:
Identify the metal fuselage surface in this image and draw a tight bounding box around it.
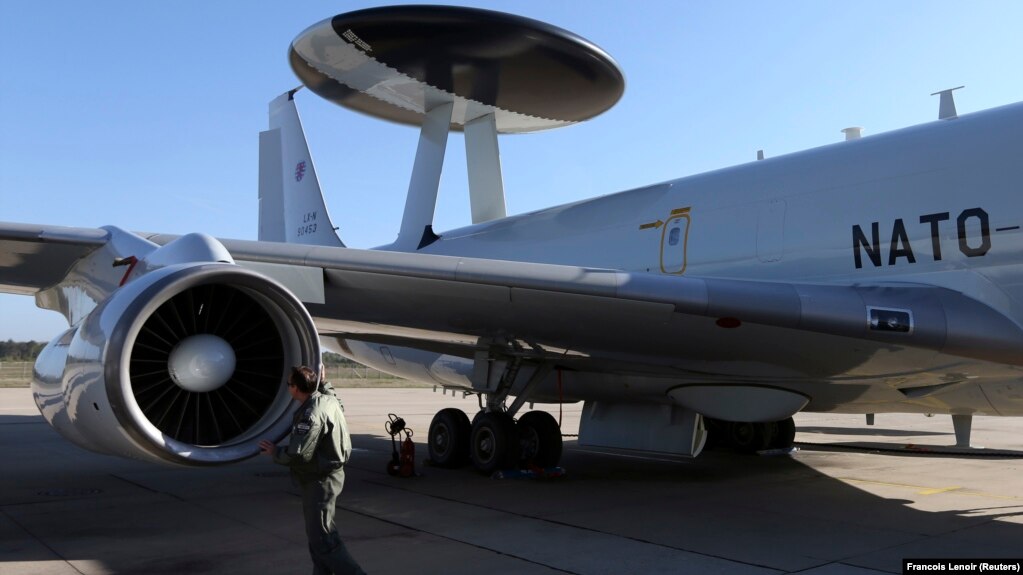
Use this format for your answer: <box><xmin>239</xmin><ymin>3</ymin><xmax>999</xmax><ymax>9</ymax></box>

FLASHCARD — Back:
<box><xmin>329</xmin><ymin>103</ymin><xmax>1023</xmax><ymax>417</ymax></box>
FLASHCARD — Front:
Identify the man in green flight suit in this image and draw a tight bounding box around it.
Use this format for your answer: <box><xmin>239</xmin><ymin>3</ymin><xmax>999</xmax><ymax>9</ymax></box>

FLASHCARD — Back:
<box><xmin>260</xmin><ymin>365</ymin><xmax>366</xmax><ymax>575</ymax></box>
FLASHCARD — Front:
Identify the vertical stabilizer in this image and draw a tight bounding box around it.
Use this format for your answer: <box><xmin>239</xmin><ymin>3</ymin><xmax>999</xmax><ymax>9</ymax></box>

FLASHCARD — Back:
<box><xmin>259</xmin><ymin>89</ymin><xmax>344</xmax><ymax>247</ymax></box>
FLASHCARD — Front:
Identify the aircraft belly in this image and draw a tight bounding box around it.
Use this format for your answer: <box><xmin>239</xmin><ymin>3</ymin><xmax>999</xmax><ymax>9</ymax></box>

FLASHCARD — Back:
<box><xmin>981</xmin><ymin>380</ymin><xmax>1023</xmax><ymax>416</ymax></box>
<box><xmin>328</xmin><ymin>332</ymin><xmax>1022</xmax><ymax>417</ymax></box>
<box><xmin>314</xmin><ymin>297</ymin><xmax>1022</xmax><ymax>417</ymax></box>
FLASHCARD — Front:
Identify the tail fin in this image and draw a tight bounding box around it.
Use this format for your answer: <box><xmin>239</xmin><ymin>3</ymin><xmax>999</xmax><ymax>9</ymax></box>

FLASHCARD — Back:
<box><xmin>258</xmin><ymin>89</ymin><xmax>344</xmax><ymax>247</ymax></box>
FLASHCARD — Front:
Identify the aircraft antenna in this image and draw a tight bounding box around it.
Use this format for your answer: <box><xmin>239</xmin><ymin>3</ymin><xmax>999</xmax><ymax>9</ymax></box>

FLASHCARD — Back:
<box><xmin>841</xmin><ymin>127</ymin><xmax>863</xmax><ymax>141</ymax></box>
<box><xmin>930</xmin><ymin>86</ymin><xmax>965</xmax><ymax>120</ymax></box>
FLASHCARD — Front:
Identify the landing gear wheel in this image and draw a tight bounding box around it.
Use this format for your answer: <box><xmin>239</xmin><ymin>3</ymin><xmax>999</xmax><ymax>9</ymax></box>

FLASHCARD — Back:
<box><xmin>470</xmin><ymin>412</ymin><xmax>519</xmax><ymax>474</ymax></box>
<box><xmin>769</xmin><ymin>417</ymin><xmax>796</xmax><ymax>449</ymax></box>
<box><xmin>517</xmin><ymin>411</ymin><xmax>563</xmax><ymax>468</ymax></box>
<box><xmin>703</xmin><ymin>417</ymin><xmax>726</xmax><ymax>450</ymax></box>
<box><xmin>730</xmin><ymin>421</ymin><xmax>772</xmax><ymax>453</ymax></box>
<box><xmin>428</xmin><ymin>408</ymin><xmax>471</xmax><ymax>468</ymax></box>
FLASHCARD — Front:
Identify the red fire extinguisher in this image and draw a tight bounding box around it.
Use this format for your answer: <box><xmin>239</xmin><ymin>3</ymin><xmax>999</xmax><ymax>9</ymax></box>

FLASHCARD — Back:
<box><xmin>385</xmin><ymin>414</ymin><xmax>417</xmax><ymax>477</ymax></box>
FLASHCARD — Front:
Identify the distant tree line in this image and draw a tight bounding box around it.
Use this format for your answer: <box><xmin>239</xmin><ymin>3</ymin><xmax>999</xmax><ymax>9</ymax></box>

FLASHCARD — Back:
<box><xmin>0</xmin><ymin>341</ymin><xmax>358</xmax><ymax>365</ymax></box>
<box><xmin>0</xmin><ymin>340</ymin><xmax>45</xmax><ymax>361</ymax></box>
<box><xmin>322</xmin><ymin>351</ymin><xmax>360</xmax><ymax>366</ymax></box>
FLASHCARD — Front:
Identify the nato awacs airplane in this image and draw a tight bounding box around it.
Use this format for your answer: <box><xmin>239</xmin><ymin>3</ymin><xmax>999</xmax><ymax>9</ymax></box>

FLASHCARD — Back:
<box><xmin>2</xmin><ymin>5</ymin><xmax>1023</xmax><ymax>473</ymax></box>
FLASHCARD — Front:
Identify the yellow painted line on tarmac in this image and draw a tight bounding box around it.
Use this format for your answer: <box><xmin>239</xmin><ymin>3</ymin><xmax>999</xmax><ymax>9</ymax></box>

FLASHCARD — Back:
<box><xmin>841</xmin><ymin>478</ymin><xmax>937</xmax><ymax>490</ymax></box>
<box><xmin>917</xmin><ymin>486</ymin><xmax>963</xmax><ymax>496</ymax></box>
<box><xmin>843</xmin><ymin>478</ymin><xmax>959</xmax><ymax>495</ymax></box>
<box><xmin>840</xmin><ymin>477</ymin><xmax>1022</xmax><ymax>501</ymax></box>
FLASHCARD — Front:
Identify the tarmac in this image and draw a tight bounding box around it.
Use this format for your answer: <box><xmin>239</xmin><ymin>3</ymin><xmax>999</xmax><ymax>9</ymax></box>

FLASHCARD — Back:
<box><xmin>1</xmin><ymin>387</ymin><xmax>1021</xmax><ymax>574</ymax></box>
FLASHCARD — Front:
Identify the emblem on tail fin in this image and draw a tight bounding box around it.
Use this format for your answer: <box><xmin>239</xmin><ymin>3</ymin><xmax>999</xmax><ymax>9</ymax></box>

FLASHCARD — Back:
<box><xmin>295</xmin><ymin>161</ymin><xmax>306</xmax><ymax>182</ymax></box>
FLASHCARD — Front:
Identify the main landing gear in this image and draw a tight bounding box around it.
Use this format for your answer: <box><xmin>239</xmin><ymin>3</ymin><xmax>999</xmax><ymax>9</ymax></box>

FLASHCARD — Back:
<box><xmin>429</xmin><ymin>348</ymin><xmax>564</xmax><ymax>474</ymax></box>
<box><xmin>428</xmin><ymin>407</ymin><xmax>564</xmax><ymax>474</ymax></box>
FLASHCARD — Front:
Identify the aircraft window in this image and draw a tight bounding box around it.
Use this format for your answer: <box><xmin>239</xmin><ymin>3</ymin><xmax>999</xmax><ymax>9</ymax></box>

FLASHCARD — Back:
<box><xmin>668</xmin><ymin>226</ymin><xmax>681</xmax><ymax>246</ymax></box>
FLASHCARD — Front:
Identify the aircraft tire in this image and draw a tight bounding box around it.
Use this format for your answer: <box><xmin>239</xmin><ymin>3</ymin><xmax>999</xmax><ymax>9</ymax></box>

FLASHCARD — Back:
<box><xmin>428</xmin><ymin>408</ymin><xmax>471</xmax><ymax>468</ymax></box>
<box><xmin>729</xmin><ymin>421</ymin><xmax>772</xmax><ymax>453</ymax></box>
<box><xmin>470</xmin><ymin>411</ymin><xmax>520</xmax><ymax>474</ymax></box>
<box><xmin>770</xmin><ymin>417</ymin><xmax>796</xmax><ymax>449</ymax></box>
<box><xmin>702</xmin><ymin>417</ymin><xmax>727</xmax><ymax>449</ymax></box>
<box><xmin>517</xmin><ymin>411</ymin><xmax>562</xmax><ymax>468</ymax></box>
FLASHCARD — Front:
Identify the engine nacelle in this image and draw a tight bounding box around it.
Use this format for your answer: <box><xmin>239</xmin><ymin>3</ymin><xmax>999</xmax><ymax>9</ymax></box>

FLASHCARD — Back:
<box><xmin>32</xmin><ymin>262</ymin><xmax>320</xmax><ymax>466</ymax></box>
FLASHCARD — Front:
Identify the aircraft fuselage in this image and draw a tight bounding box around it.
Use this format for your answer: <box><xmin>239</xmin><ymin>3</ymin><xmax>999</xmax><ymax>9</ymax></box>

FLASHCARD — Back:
<box><xmin>332</xmin><ymin>102</ymin><xmax>1023</xmax><ymax>417</ymax></box>
<box><xmin>424</xmin><ymin>102</ymin><xmax>1023</xmax><ymax>319</ymax></box>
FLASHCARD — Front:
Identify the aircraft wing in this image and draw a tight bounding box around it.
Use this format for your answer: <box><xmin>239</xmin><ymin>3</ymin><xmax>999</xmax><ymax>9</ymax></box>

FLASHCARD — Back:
<box><xmin>146</xmin><ymin>232</ymin><xmax>1023</xmax><ymax>370</ymax></box>
<box><xmin>0</xmin><ymin>223</ymin><xmax>109</xmax><ymax>295</ymax></box>
<box><xmin>4</xmin><ymin>223</ymin><xmax>1022</xmax><ymax>370</ymax></box>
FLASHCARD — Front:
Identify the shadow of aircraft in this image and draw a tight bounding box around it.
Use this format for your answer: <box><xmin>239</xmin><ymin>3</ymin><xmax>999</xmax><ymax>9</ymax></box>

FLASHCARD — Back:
<box><xmin>3</xmin><ymin>414</ymin><xmax>1022</xmax><ymax>574</ymax></box>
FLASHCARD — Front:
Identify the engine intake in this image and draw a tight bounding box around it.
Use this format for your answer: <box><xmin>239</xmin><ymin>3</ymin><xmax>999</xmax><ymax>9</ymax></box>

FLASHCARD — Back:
<box><xmin>33</xmin><ymin>262</ymin><xmax>320</xmax><ymax>466</ymax></box>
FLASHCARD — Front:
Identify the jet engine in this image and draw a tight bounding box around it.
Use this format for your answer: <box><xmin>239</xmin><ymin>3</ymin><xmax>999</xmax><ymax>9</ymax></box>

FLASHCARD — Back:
<box><xmin>32</xmin><ymin>262</ymin><xmax>320</xmax><ymax>466</ymax></box>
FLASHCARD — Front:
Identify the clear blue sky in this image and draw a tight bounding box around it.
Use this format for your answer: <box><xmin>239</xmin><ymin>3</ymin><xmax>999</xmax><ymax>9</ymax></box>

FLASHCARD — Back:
<box><xmin>2</xmin><ymin>1</ymin><xmax>1022</xmax><ymax>341</ymax></box>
